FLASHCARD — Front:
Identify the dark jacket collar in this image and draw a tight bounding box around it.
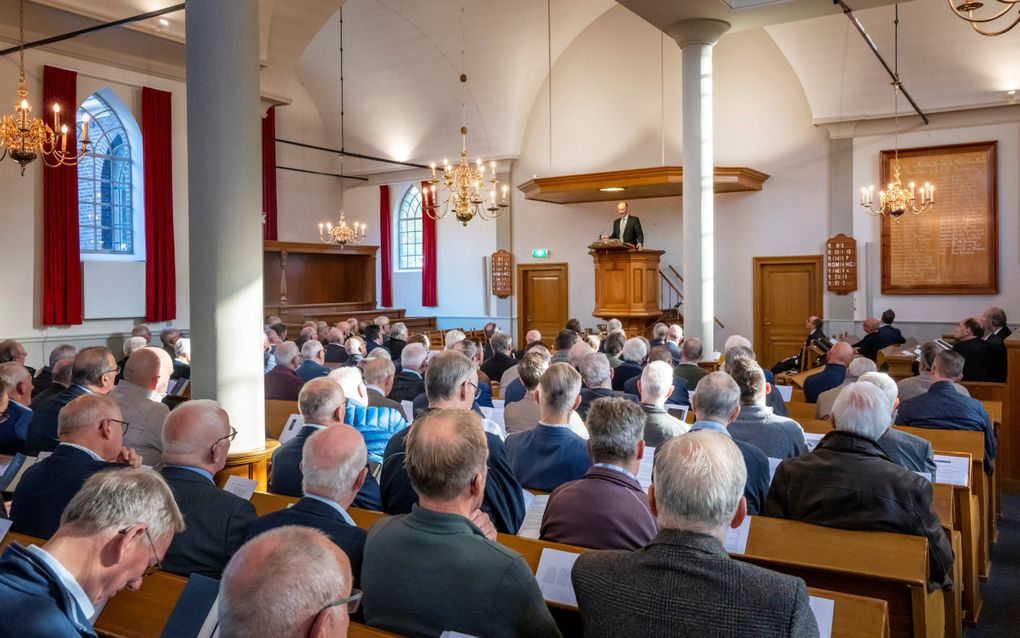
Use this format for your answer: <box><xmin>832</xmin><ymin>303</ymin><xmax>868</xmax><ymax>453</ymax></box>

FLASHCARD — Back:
<box><xmin>161</xmin><ymin>465</ymin><xmax>215</xmax><ymax>484</ymax></box>
<box><xmin>293</xmin><ymin>496</ymin><xmax>348</xmax><ymax>521</ymax></box>
<box><xmin>584</xmin><ymin>465</ymin><xmax>643</xmax><ymax>491</ymax></box>
<box><xmin>585</xmin><ymin>386</ymin><xmax>616</xmax><ymax>397</ymax></box>
<box><xmin>928</xmin><ymin>380</ymin><xmax>959</xmax><ymax>396</ymax></box>
<box><xmin>816</xmin><ymin>430</ymin><xmax>893</xmax><ymax>461</ymax></box>
<box><xmin>647</xmin><ymin>528</ymin><xmax>728</xmax><ymax>557</ymax></box>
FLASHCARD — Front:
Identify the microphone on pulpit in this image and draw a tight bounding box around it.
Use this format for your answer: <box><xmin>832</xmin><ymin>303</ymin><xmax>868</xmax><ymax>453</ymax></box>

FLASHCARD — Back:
<box><xmin>596</xmin><ymin>218</ymin><xmax>614</xmax><ymax>240</ymax></box>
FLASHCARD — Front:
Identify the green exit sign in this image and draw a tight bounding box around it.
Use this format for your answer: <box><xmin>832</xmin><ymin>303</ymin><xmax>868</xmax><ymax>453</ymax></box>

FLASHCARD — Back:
<box><xmin>532</xmin><ymin>248</ymin><xmax>549</xmax><ymax>258</ymax></box>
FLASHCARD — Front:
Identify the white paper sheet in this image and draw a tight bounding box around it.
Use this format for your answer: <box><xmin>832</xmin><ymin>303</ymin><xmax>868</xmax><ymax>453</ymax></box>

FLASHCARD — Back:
<box><xmin>277</xmin><ymin>414</ymin><xmax>304</xmax><ymax>445</ymax></box>
<box><xmin>804</xmin><ymin>432</ymin><xmax>824</xmax><ymax>452</ymax></box>
<box><xmin>0</xmin><ymin>519</ymin><xmax>12</xmax><ymax>543</ymax></box>
<box><xmin>809</xmin><ymin>596</ymin><xmax>835</xmax><ymax>638</ymax></box>
<box><xmin>492</xmin><ymin>399</ymin><xmax>505</xmax><ymax>410</ymax></box>
<box><xmin>934</xmin><ymin>455</ymin><xmax>969</xmax><ymax>487</ymax></box>
<box><xmin>517</xmin><ymin>494</ymin><xmax>549</xmax><ymax>540</ymax></box>
<box><xmin>535</xmin><ymin>548</ymin><xmax>580</xmax><ymax>607</ymax></box>
<box><xmin>401</xmin><ymin>400</ymin><xmax>415</xmax><ymax>422</ymax></box>
<box><xmin>723</xmin><ymin>516</ymin><xmax>751</xmax><ymax>554</ymax></box>
<box><xmin>637</xmin><ymin>446</ymin><xmax>655</xmax><ymax>493</ymax></box>
<box><xmin>767</xmin><ymin>457</ymin><xmax>783</xmax><ymax>484</ymax></box>
<box><xmin>439</xmin><ymin>632</ymin><xmax>479</xmax><ymax>638</ymax></box>
<box><xmin>777</xmin><ymin>385</ymin><xmax>793</xmax><ymax>402</ymax></box>
<box><xmin>222</xmin><ymin>476</ymin><xmax>258</xmax><ymax>501</ymax></box>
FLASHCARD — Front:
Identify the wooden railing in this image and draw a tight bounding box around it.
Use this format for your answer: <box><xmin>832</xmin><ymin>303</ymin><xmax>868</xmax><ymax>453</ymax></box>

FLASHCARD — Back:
<box><xmin>658</xmin><ymin>265</ymin><xmax>724</xmax><ymax>329</ymax></box>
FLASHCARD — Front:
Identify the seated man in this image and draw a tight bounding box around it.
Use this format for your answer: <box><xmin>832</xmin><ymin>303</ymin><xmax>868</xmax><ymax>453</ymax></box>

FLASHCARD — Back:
<box><xmin>513</xmin><ymin>329</ymin><xmax>541</xmax><ymax>361</ymax></box>
<box><xmin>324</xmin><ymin>326</ymin><xmax>348</xmax><ymax>364</ymax></box>
<box><xmin>623</xmin><ymin>346</ymin><xmax>689</xmax><ymax>406</ymax></box>
<box><xmin>11</xmin><ymin>395</ymin><xmax>140</xmax><ymax>539</ymax></box>
<box><xmin>550</xmin><ymin>329</ymin><xmax>578</xmax><ymax>365</ymax></box>
<box><xmin>220</xmin><ymin>526</ymin><xmax>356</xmax><ymax>638</ymax></box>
<box><xmin>109</xmin><ymin>347</ymin><xmax>174</xmax><ymax>467</ymax></box>
<box><xmin>296</xmin><ymin>340</ymin><xmax>331</xmax><ymax>382</ymax></box>
<box><xmin>897</xmin><ymin>350</ymin><xmax>995</xmax><ymax>474</ymax></box>
<box><xmin>635</xmin><ymin>360</ymin><xmax>688</xmax><ymax>447</ymax></box>
<box><xmin>502</xmin><ymin>342</ymin><xmax>551</xmax><ymax>405</ymax></box>
<box><xmin>612</xmin><ymin>338</ymin><xmax>647</xmax><ymax>392</ymax></box>
<box><xmin>264</xmin><ymin>341</ymin><xmax>305</xmax><ymax>401</ymax></box>
<box><xmin>859</xmin><ymin>371</ymin><xmax>938</xmax><ymax>481</ymax></box>
<box><xmin>725</xmin><ymin>356</ymin><xmax>807</xmax><ymax>460</ymax></box>
<box><xmin>364</xmin><ymin>324</ymin><xmax>385</xmax><ymax>354</ymax></box>
<box><xmin>479</xmin><ymin>331</ymin><xmax>516</xmax><ymax>382</ymax></box>
<box><xmin>387</xmin><ymin>322</ymin><xmax>408</xmax><ymax>361</ymax></box>
<box><xmin>0</xmin><ymin>340</ymin><xmax>29</xmax><ymax>373</ymax></box>
<box><xmin>603</xmin><ymin>330</ymin><xmax>626</xmax><ymax>369</ymax></box>
<box><xmin>0</xmin><ymin>362</ymin><xmax>33</xmax><ymax>454</ymax></box>
<box><xmin>160</xmin><ymin>327</ymin><xmax>182</xmax><ymax>360</ymax></box>
<box><xmin>116</xmin><ymin>336</ymin><xmax>148</xmax><ymax>384</ymax></box>
<box><xmin>815</xmin><ymin>356</ymin><xmax>876</xmax><ymax>419</ymax></box>
<box><xmin>450</xmin><ymin>339</ymin><xmax>494</xmax><ymax>408</ymax></box>
<box><xmin>572</xmin><ymin>431</ymin><xmax>816</xmax><ymax>637</ymax></box>
<box><xmin>331</xmin><ymin>367</ymin><xmax>408</xmax><ymax>463</ymax></box>
<box><xmin>898</xmin><ymin>341</ymin><xmax>970</xmax><ymax>402</ymax></box>
<box><xmin>503</xmin><ymin>352</ymin><xmax>586</xmax><ymax>438</ymax></box>
<box><xmin>247</xmin><ymin>425</ymin><xmax>368</xmax><ymax>583</ymax></box>
<box><xmin>982</xmin><ymin>306</ymin><xmax>1011</xmax><ymax>346</ymax></box>
<box><xmin>673</xmin><ymin>337</ymin><xmax>707</xmax><ymax>390</ymax></box>
<box><xmin>31</xmin><ymin>344</ymin><xmax>75</xmax><ymax>399</ymax></box>
<box><xmin>952</xmin><ymin>316</ymin><xmax>1006</xmax><ymax>382</ymax></box>
<box><xmin>765</xmin><ymin>382</ymin><xmax>953</xmax><ymax>590</ymax></box>
<box><xmin>803</xmin><ymin>341</ymin><xmax>853</xmax><ymax>403</ymax></box>
<box><xmin>505</xmin><ymin>363</ymin><xmax>592</xmax><ymax>491</ymax></box>
<box><xmin>380</xmin><ymin>351</ymin><xmax>525</xmax><ymax>534</ymax></box>
<box><xmin>26</xmin><ymin>346</ymin><xmax>119</xmax><ymax>455</ymax></box>
<box><xmin>269</xmin><ymin>377</ymin><xmax>382</xmax><ymax>510</ymax></box>
<box><xmin>363</xmin><ymin>357</ymin><xmax>405</xmax><ymax>412</ymax></box>
<box><xmin>364</xmin><ymin>409</ymin><xmax>559</xmax><ymax>637</ymax></box>
<box><xmin>687</xmin><ymin>373</ymin><xmax>770</xmax><ymax>515</ymax></box>
<box><xmin>0</xmin><ymin>468</ymin><xmax>184</xmax><ymax>638</ymax></box>
<box><xmin>649</xmin><ymin>323</ymin><xmax>679</xmax><ymax>363</ymax></box>
<box><xmin>542</xmin><ymin>398</ymin><xmax>656</xmax><ymax>550</ymax></box>
<box><xmin>388</xmin><ymin>342</ymin><xmax>427</xmax><ymax>403</ymax></box>
<box><xmin>343</xmin><ymin>337</ymin><xmax>365</xmax><ymax>368</ymax></box>
<box><xmin>32</xmin><ymin>356</ymin><xmax>74</xmax><ymax>409</ymax></box>
<box><xmin>855</xmin><ymin>316</ymin><xmax>899</xmax><ymax>361</ymax></box>
<box><xmin>159</xmin><ymin>400</ymin><xmax>257</xmax><ymax>578</ymax></box>
<box><xmin>576</xmin><ymin>352</ymin><xmax>638</xmax><ymax>420</ymax></box>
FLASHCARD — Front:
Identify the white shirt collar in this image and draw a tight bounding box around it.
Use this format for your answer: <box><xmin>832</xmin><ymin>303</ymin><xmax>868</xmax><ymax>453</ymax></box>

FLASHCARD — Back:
<box><xmin>26</xmin><ymin>545</ymin><xmax>96</xmax><ymax>623</ymax></box>
<box><xmin>58</xmin><ymin>442</ymin><xmax>103</xmax><ymax>461</ymax></box>
<box><xmin>303</xmin><ymin>494</ymin><xmax>356</xmax><ymax>526</ymax></box>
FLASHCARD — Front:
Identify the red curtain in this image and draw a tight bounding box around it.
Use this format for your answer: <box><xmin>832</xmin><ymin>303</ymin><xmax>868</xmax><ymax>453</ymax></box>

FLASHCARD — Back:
<box><xmin>142</xmin><ymin>87</ymin><xmax>176</xmax><ymax>322</ymax></box>
<box><xmin>379</xmin><ymin>185</ymin><xmax>393</xmax><ymax>307</ymax></box>
<box><xmin>262</xmin><ymin>106</ymin><xmax>278</xmax><ymax>241</ymax></box>
<box><xmin>420</xmin><ymin>181</ymin><xmax>438</xmax><ymax>307</ymax></box>
<box><xmin>42</xmin><ymin>65</ymin><xmax>82</xmax><ymax>326</ymax></box>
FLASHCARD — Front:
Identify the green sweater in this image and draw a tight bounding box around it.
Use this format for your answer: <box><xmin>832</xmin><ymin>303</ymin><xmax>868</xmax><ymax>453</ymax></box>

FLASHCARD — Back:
<box><xmin>362</xmin><ymin>505</ymin><xmax>561</xmax><ymax>638</ymax></box>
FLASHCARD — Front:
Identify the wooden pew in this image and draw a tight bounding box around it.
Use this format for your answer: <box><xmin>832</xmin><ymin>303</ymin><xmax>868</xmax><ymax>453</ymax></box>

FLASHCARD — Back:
<box><xmin>786</xmin><ymin>401</ymin><xmax>818</xmax><ymax>422</ymax></box>
<box><xmin>265</xmin><ymin>400</ymin><xmax>299</xmax><ymax>439</ymax></box>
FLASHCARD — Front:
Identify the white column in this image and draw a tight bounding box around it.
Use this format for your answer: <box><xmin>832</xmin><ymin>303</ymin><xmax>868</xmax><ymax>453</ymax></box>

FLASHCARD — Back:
<box><xmin>185</xmin><ymin>0</ymin><xmax>265</xmax><ymax>452</ymax></box>
<box><xmin>668</xmin><ymin>19</ymin><xmax>729</xmax><ymax>356</ymax></box>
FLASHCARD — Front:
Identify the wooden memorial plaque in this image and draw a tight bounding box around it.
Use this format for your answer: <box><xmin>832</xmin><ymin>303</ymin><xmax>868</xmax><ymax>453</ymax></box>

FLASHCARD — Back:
<box><xmin>491</xmin><ymin>250</ymin><xmax>513</xmax><ymax>298</ymax></box>
<box><xmin>826</xmin><ymin>234</ymin><xmax>857</xmax><ymax>295</ymax></box>
<box><xmin>880</xmin><ymin>141</ymin><xmax>998</xmax><ymax>294</ymax></box>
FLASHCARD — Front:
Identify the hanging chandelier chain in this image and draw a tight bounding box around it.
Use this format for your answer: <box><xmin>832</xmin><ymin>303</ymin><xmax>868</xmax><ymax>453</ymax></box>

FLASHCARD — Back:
<box><xmin>339</xmin><ymin>6</ymin><xmax>344</xmax><ymax>212</ymax></box>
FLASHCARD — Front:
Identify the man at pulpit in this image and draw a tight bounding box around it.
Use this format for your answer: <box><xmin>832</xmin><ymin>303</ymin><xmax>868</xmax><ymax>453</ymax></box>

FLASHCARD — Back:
<box><xmin>603</xmin><ymin>201</ymin><xmax>643</xmax><ymax>248</ymax></box>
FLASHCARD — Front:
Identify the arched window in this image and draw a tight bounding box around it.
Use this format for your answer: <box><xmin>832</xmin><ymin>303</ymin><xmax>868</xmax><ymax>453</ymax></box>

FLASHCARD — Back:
<box><xmin>397</xmin><ymin>185</ymin><xmax>423</xmax><ymax>270</ymax></box>
<box><xmin>77</xmin><ymin>93</ymin><xmax>137</xmax><ymax>255</ymax></box>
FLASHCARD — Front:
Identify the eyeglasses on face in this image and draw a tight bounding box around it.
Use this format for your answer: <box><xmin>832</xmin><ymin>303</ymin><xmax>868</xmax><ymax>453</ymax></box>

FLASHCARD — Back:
<box><xmin>118</xmin><ymin>526</ymin><xmax>162</xmax><ymax>578</ymax></box>
<box><xmin>102</xmin><ymin>418</ymin><xmax>130</xmax><ymax>435</ymax></box>
<box><xmin>210</xmin><ymin>426</ymin><xmax>239</xmax><ymax>452</ymax></box>
<box><xmin>316</xmin><ymin>588</ymin><xmax>363</xmax><ymax>617</ymax></box>
<box><xmin>464</xmin><ymin>380</ymin><xmax>481</xmax><ymax>400</ymax></box>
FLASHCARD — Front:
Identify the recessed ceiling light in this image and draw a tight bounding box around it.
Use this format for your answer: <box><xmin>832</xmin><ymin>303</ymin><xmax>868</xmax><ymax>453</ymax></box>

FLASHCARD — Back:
<box><xmin>1008</xmin><ymin>90</ymin><xmax>1017</xmax><ymax>102</ymax></box>
<box><xmin>158</xmin><ymin>18</ymin><xmax>169</xmax><ymax>27</ymax></box>
<box><xmin>599</xmin><ymin>187</ymin><xmax>625</xmax><ymax>192</ymax></box>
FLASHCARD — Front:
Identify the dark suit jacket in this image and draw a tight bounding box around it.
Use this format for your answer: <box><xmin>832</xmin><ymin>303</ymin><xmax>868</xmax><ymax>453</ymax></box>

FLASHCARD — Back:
<box><xmin>879</xmin><ymin>324</ymin><xmax>904</xmax><ymax>345</ymax></box>
<box><xmin>609</xmin><ymin>215</ymin><xmax>644</xmax><ymax>246</ymax></box>
<box><xmin>246</xmin><ymin>496</ymin><xmax>367</xmax><ymax>584</ymax></box>
<box><xmin>387</xmin><ymin>369</ymin><xmax>425</xmax><ymax>403</ymax></box>
<box><xmin>572</xmin><ymin>529</ymin><xmax>817</xmax><ymax>638</ymax></box>
<box><xmin>505</xmin><ymin>425</ymin><xmax>592</xmax><ymax>492</ymax></box>
<box><xmin>803</xmin><ymin>363</ymin><xmax>846</xmax><ymax>403</ymax></box>
<box><xmin>31</xmin><ymin>367</ymin><xmax>53</xmax><ymax>398</ymax></box>
<box><xmin>690</xmin><ymin>421</ymin><xmax>770</xmax><ymax>515</ymax></box>
<box><xmin>10</xmin><ymin>445</ymin><xmax>124</xmax><ymax>539</ymax></box>
<box><xmin>31</xmin><ymin>383</ymin><xmax>67</xmax><ymax>410</ymax></box>
<box><xmin>897</xmin><ymin>380</ymin><xmax>996</xmax><ymax>472</ymax></box>
<box><xmin>324</xmin><ymin>343</ymin><xmax>348</xmax><ymax>364</ymax></box>
<box><xmin>386</xmin><ymin>338</ymin><xmax>407</xmax><ymax>361</ymax></box>
<box><xmin>985</xmin><ymin>326</ymin><xmax>1012</xmax><ymax>347</ymax></box>
<box><xmin>381</xmin><ymin>423</ymin><xmax>526</xmax><ymax>534</ymax></box>
<box><xmin>295</xmin><ymin>359</ymin><xmax>330</xmax><ymax>383</ymax></box>
<box><xmin>577</xmin><ymin>387</ymin><xmax>638</xmax><ymax>421</ymax></box>
<box><xmin>879</xmin><ymin>428</ymin><xmax>938</xmax><ymax>481</ymax></box>
<box><xmin>480</xmin><ymin>353</ymin><xmax>517</xmax><ymax>384</ymax></box>
<box><xmin>25</xmin><ymin>385</ymin><xmax>89</xmax><ymax>455</ymax></box>
<box><xmin>264</xmin><ymin>365</ymin><xmax>305</xmax><ymax>401</ymax></box>
<box><xmin>541</xmin><ymin>466</ymin><xmax>657</xmax><ymax>550</ymax></box>
<box><xmin>268</xmin><ymin>425</ymin><xmax>383</xmax><ymax>510</ymax></box>
<box><xmin>953</xmin><ymin>338</ymin><xmax>1006</xmax><ymax>382</ymax></box>
<box><xmin>611</xmin><ymin>361</ymin><xmax>643</xmax><ymax>392</ymax></box>
<box><xmin>160</xmin><ymin>466</ymin><xmax>257</xmax><ymax>579</ymax></box>
<box><xmin>0</xmin><ymin>401</ymin><xmax>31</xmax><ymax>455</ymax></box>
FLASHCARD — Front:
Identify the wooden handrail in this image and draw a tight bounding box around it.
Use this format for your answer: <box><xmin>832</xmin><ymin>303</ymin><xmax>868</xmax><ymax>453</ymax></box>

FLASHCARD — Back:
<box><xmin>669</xmin><ymin>263</ymin><xmax>683</xmax><ymax>282</ymax></box>
<box><xmin>659</xmin><ymin>270</ymin><xmax>683</xmax><ymax>297</ymax></box>
<box><xmin>658</xmin><ymin>269</ymin><xmax>725</xmax><ymax>329</ymax></box>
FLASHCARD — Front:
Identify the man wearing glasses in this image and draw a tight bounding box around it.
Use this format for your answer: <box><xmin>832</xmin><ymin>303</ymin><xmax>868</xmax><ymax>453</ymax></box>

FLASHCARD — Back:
<box><xmin>26</xmin><ymin>346</ymin><xmax>120</xmax><ymax>456</ymax></box>
<box><xmin>159</xmin><ymin>400</ymin><xmax>257</xmax><ymax>579</ymax></box>
<box><xmin>219</xmin><ymin>526</ymin><xmax>357</xmax><ymax>638</ymax></box>
<box><xmin>0</xmin><ymin>468</ymin><xmax>185</xmax><ymax>638</ymax></box>
<box><xmin>11</xmin><ymin>394</ymin><xmax>142</xmax><ymax>539</ymax></box>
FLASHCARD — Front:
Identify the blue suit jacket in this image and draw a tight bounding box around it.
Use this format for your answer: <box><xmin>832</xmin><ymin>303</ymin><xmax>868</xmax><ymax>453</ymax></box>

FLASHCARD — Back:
<box><xmin>246</xmin><ymin>496</ymin><xmax>367</xmax><ymax>584</ymax></box>
<box><xmin>0</xmin><ymin>400</ymin><xmax>31</xmax><ymax>455</ymax></box>
<box><xmin>10</xmin><ymin>444</ymin><xmax>123</xmax><ymax>539</ymax></box>
<box><xmin>502</xmin><ymin>378</ymin><xmax>527</xmax><ymax>404</ymax></box>
<box><xmin>689</xmin><ymin>421</ymin><xmax>770</xmax><ymax>515</ymax></box>
<box><xmin>0</xmin><ymin>543</ymin><xmax>97</xmax><ymax>637</ymax></box>
<box><xmin>160</xmin><ymin>466</ymin><xmax>258</xmax><ymax>579</ymax></box>
<box><xmin>344</xmin><ymin>403</ymin><xmax>408</xmax><ymax>464</ymax></box>
<box><xmin>897</xmin><ymin>381</ymin><xmax>996</xmax><ymax>473</ymax></box>
<box><xmin>577</xmin><ymin>387</ymin><xmax>639</xmax><ymax>421</ymax></box>
<box><xmin>25</xmin><ymin>385</ymin><xmax>89</xmax><ymax>455</ymax></box>
<box><xmin>505</xmin><ymin>425</ymin><xmax>593</xmax><ymax>492</ymax></box>
<box><xmin>295</xmin><ymin>360</ymin><xmax>331</xmax><ymax>383</ymax></box>
<box><xmin>269</xmin><ymin>425</ymin><xmax>382</xmax><ymax>510</ymax></box>
<box><xmin>380</xmin><ymin>423</ymin><xmax>526</xmax><ymax>534</ymax></box>
<box><xmin>612</xmin><ymin>361</ymin><xmax>644</xmax><ymax>392</ymax></box>
<box><xmin>803</xmin><ymin>364</ymin><xmax>846</xmax><ymax>403</ymax></box>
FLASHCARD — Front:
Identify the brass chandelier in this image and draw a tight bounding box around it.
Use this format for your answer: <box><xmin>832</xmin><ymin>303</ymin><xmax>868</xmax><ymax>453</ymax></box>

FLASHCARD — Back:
<box><xmin>948</xmin><ymin>0</ymin><xmax>1020</xmax><ymax>36</ymax></box>
<box><xmin>318</xmin><ymin>7</ymin><xmax>366</xmax><ymax>248</ymax></box>
<box><xmin>0</xmin><ymin>0</ymin><xmax>91</xmax><ymax>175</ymax></box>
<box><xmin>426</xmin><ymin>0</ymin><xmax>508</xmax><ymax>227</ymax></box>
<box><xmin>859</xmin><ymin>5</ymin><xmax>935</xmax><ymax>220</ymax></box>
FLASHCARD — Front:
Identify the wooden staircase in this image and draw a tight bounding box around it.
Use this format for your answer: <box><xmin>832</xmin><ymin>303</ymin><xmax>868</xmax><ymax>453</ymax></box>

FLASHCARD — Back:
<box><xmin>659</xmin><ymin>265</ymin><xmax>724</xmax><ymax>329</ymax></box>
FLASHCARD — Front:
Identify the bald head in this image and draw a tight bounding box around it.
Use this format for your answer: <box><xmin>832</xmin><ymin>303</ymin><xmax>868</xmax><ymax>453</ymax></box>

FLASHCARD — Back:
<box><xmin>302</xmin><ymin>425</ymin><xmax>368</xmax><ymax>507</ymax></box>
<box><xmin>124</xmin><ymin>347</ymin><xmax>174</xmax><ymax>394</ymax></box>
<box><xmin>525</xmin><ymin>329</ymin><xmax>541</xmax><ymax>344</ymax></box>
<box><xmin>828</xmin><ymin>341</ymin><xmax>854</xmax><ymax>366</ymax></box>
<box><xmin>162</xmin><ymin>399</ymin><xmax>232</xmax><ymax>471</ymax></box>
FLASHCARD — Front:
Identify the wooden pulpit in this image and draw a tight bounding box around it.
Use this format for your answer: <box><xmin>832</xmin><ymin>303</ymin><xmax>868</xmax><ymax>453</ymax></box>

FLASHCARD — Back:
<box><xmin>589</xmin><ymin>240</ymin><xmax>665</xmax><ymax>336</ymax></box>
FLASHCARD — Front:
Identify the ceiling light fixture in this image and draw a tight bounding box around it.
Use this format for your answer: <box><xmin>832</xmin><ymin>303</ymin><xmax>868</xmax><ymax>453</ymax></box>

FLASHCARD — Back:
<box><xmin>599</xmin><ymin>187</ymin><xmax>625</xmax><ymax>192</ymax></box>
<box><xmin>860</xmin><ymin>4</ymin><xmax>935</xmax><ymax>220</ymax></box>
<box><xmin>948</xmin><ymin>0</ymin><xmax>1020</xmax><ymax>36</ymax></box>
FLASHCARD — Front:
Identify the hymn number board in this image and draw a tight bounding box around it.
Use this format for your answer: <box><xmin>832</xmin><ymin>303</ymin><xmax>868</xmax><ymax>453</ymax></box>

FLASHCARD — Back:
<box><xmin>826</xmin><ymin>234</ymin><xmax>857</xmax><ymax>295</ymax></box>
<box><xmin>491</xmin><ymin>250</ymin><xmax>513</xmax><ymax>298</ymax></box>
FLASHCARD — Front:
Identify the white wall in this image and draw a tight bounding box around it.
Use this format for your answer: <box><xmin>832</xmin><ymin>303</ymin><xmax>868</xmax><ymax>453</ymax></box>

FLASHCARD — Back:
<box><xmin>0</xmin><ymin>47</ymin><xmax>189</xmax><ymax>369</ymax></box>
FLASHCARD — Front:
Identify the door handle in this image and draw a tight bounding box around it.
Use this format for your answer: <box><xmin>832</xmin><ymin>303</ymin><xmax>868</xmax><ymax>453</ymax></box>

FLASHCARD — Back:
<box><xmin>763</xmin><ymin>319</ymin><xmax>771</xmax><ymax>326</ymax></box>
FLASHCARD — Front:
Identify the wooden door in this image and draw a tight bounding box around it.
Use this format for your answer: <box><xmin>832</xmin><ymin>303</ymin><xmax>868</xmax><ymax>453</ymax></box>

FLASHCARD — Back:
<box><xmin>518</xmin><ymin>263</ymin><xmax>569</xmax><ymax>348</ymax></box>
<box><xmin>753</xmin><ymin>256</ymin><xmax>823</xmax><ymax>367</ymax></box>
